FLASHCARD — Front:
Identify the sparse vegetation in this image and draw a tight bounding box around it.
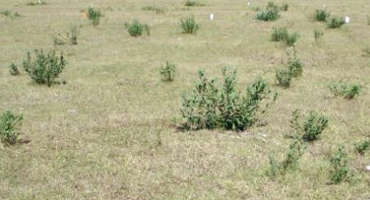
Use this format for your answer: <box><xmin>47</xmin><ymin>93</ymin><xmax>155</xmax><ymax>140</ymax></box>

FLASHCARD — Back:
<box><xmin>281</xmin><ymin>3</ymin><xmax>289</xmax><ymax>11</ymax></box>
<box><xmin>0</xmin><ymin>111</ymin><xmax>23</xmax><ymax>145</ymax></box>
<box><xmin>315</xmin><ymin>9</ymin><xmax>330</xmax><ymax>22</ymax></box>
<box><xmin>124</xmin><ymin>20</ymin><xmax>150</xmax><ymax>37</ymax></box>
<box><xmin>329</xmin><ymin>146</ymin><xmax>351</xmax><ymax>184</ymax></box>
<box><xmin>275</xmin><ymin>68</ymin><xmax>292</xmax><ymax>88</ymax></box>
<box><xmin>327</xmin><ymin>17</ymin><xmax>345</xmax><ymax>28</ymax></box>
<box><xmin>0</xmin><ymin>10</ymin><xmax>21</xmax><ymax>19</ymax></box>
<box><xmin>160</xmin><ymin>61</ymin><xmax>176</xmax><ymax>81</ymax></box>
<box><xmin>26</xmin><ymin>0</ymin><xmax>47</xmax><ymax>6</ymax></box>
<box><xmin>23</xmin><ymin>49</ymin><xmax>66</xmax><ymax>87</ymax></box>
<box><xmin>9</xmin><ymin>63</ymin><xmax>20</xmax><ymax>76</ymax></box>
<box><xmin>86</xmin><ymin>7</ymin><xmax>102</xmax><ymax>26</ymax></box>
<box><xmin>271</xmin><ymin>27</ymin><xmax>299</xmax><ymax>46</ymax></box>
<box><xmin>314</xmin><ymin>29</ymin><xmax>324</xmax><ymax>41</ymax></box>
<box><xmin>290</xmin><ymin>110</ymin><xmax>329</xmax><ymax>142</ymax></box>
<box><xmin>329</xmin><ymin>82</ymin><xmax>361</xmax><ymax>99</ymax></box>
<box><xmin>354</xmin><ymin>140</ymin><xmax>369</xmax><ymax>155</ymax></box>
<box><xmin>287</xmin><ymin>48</ymin><xmax>303</xmax><ymax>77</ymax></box>
<box><xmin>142</xmin><ymin>6</ymin><xmax>164</xmax><ymax>14</ymax></box>
<box><xmin>180</xmin><ymin>16</ymin><xmax>199</xmax><ymax>34</ymax></box>
<box><xmin>184</xmin><ymin>0</ymin><xmax>205</xmax><ymax>7</ymax></box>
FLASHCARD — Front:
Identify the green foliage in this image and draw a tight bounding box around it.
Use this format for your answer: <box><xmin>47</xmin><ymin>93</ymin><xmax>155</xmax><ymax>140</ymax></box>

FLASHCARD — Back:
<box><xmin>271</xmin><ymin>27</ymin><xmax>299</xmax><ymax>46</ymax></box>
<box><xmin>290</xmin><ymin>110</ymin><xmax>329</xmax><ymax>142</ymax></box>
<box><xmin>362</xmin><ymin>47</ymin><xmax>370</xmax><ymax>57</ymax></box>
<box><xmin>287</xmin><ymin>48</ymin><xmax>303</xmax><ymax>77</ymax></box>
<box><xmin>180</xmin><ymin>68</ymin><xmax>276</xmax><ymax>131</ymax></box>
<box><xmin>23</xmin><ymin>49</ymin><xmax>66</xmax><ymax>87</ymax></box>
<box><xmin>327</xmin><ymin>17</ymin><xmax>345</xmax><ymax>28</ymax></box>
<box><xmin>329</xmin><ymin>82</ymin><xmax>361</xmax><ymax>99</ymax></box>
<box><xmin>314</xmin><ymin>29</ymin><xmax>324</xmax><ymax>41</ymax></box>
<box><xmin>142</xmin><ymin>6</ymin><xmax>164</xmax><ymax>14</ymax></box>
<box><xmin>53</xmin><ymin>25</ymin><xmax>79</xmax><ymax>46</ymax></box>
<box><xmin>184</xmin><ymin>0</ymin><xmax>205</xmax><ymax>7</ymax></box>
<box><xmin>281</xmin><ymin>3</ymin><xmax>289</xmax><ymax>11</ymax></box>
<box><xmin>285</xmin><ymin>32</ymin><xmax>299</xmax><ymax>46</ymax></box>
<box><xmin>329</xmin><ymin>146</ymin><xmax>350</xmax><ymax>184</ymax></box>
<box><xmin>180</xmin><ymin>16</ymin><xmax>199</xmax><ymax>34</ymax></box>
<box><xmin>160</xmin><ymin>61</ymin><xmax>176</xmax><ymax>81</ymax></box>
<box><xmin>87</xmin><ymin>7</ymin><xmax>102</xmax><ymax>26</ymax></box>
<box><xmin>315</xmin><ymin>9</ymin><xmax>330</xmax><ymax>22</ymax></box>
<box><xmin>354</xmin><ymin>140</ymin><xmax>370</xmax><ymax>155</ymax></box>
<box><xmin>267</xmin><ymin>139</ymin><xmax>306</xmax><ymax>177</ymax></box>
<box><xmin>124</xmin><ymin>20</ymin><xmax>150</xmax><ymax>37</ymax></box>
<box><xmin>256</xmin><ymin>8</ymin><xmax>279</xmax><ymax>21</ymax></box>
<box><xmin>0</xmin><ymin>111</ymin><xmax>23</xmax><ymax>145</ymax></box>
<box><xmin>0</xmin><ymin>10</ymin><xmax>21</xmax><ymax>19</ymax></box>
<box><xmin>275</xmin><ymin>68</ymin><xmax>292</xmax><ymax>88</ymax></box>
<box><xmin>9</xmin><ymin>63</ymin><xmax>20</xmax><ymax>76</ymax></box>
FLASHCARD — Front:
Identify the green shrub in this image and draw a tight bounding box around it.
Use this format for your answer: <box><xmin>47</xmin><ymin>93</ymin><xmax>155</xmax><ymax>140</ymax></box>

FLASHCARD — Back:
<box><xmin>329</xmin><ymin>82</ymin><xmax>361</xmax><ymax>99</ymax></box>
<box><xmin>256</xmin><ymin>9</ymin><xmax>279</xmax><ymax>21</ymax></box>
<box><xmin>271</xmin><ymin>27</ymin><xmax>288</xmax><ymax>42</ymax></box>
<box><xmin>142</xmin><ymin>6</ymin><xmax>164</xmax><ymax>14</ymax></box>
<box><xmin>180</xmin><ymin>68</ymin><xmax>276</xmax><ymax>131</ymax></box>
<box><xmin>184</xmin><ymin>0</ymin><xmax>205</xmax><ymax>7</ymax></box>
<box><xmin>180</xmin><ymin>16</ymin><xmax>199</xmax><ymax>34</ymax></box>
<box><xmin>315</xmin><ymin>9</ymin><xmax>330</xmax><ymax>22</ymax></box>
<box><xmin>53</xmin><ymin>25</ymin><xmax>79</xmax><ymax>46</ymax></box>
<box><xmin>354</xmin><ymin>140</ymin><xmax>369</xmax><ymax>155</ymax></box>
<box><xmin>287</xmin><ymin>49</ymin><xmax>303</xmax><ymax>77</ymax></box>
<box><xmin>327</xmin><ymin>17</ymin><xmax>345</xmax><ymax>28</ymax></box>
<box><xmin>9</xmin><ymin>63</ymin><xmax>20</xmax><ymax>76</ymax></box>
<box><xmin>160</xmin><ymin>61</ymin><xmax>176</xmax><ymax>81</ymax></box>
<box><xmin>0</xmin><ymin>111</ymin><xmax>23</xmax><ymax>145</ymax></box>
<box><xmin>124</xmin><ymin>20</ymin><xmax>150</xmax><ymax>37</ymax></box>
<box><xmin>329</xmin><ymin>146</ymin><xmax>350</xmax><ymax>184</ymax></box>
<box><xmin>87</xmin><ymin>7</ymin><xmax>102</xmax><ymax>26</ymax></box>
<box><xmin>275</xmin><ymin>68</ymin><xmax>292</xmax><ymax>88</ymax></box>
<box><xmin>23</xmin><ymin>49</ymin><xmax>66</xmax><ymax>87</ymax></box>
<box><xmin>290</xmin><ymin>110</ymin><xmax>329</xmax><ymax>142</ymax></box>
<box><xmin>314</xmin><ymin>30</ymin><xmax>324</xmax><ymax>41</ymax></box>
<box><xmin>285</xmin><ymin>32</ymin><xmax>299</xmax><ymax>46</ymax></box>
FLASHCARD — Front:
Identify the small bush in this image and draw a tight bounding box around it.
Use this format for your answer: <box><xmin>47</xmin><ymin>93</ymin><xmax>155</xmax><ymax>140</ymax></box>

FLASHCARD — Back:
<box><xmin>315</xmin><ymin>9</ymin><xmax>330</xmax><ymax>22</ymax></box>
<box><xmin>354</xmin><ymin>140</ymin><xmax>369</xmax><ymax>155</ymax></box>
<box><xmin>23</xmin><ymin>49</ymin><xmax>66</xmax><ymax>87</ymax></box>
<box><xmin>180</xmin><ymin>68</ymin><xmax>276</xmax><ymax>131</ymax></box>
<box><xmin>287</xmin><ymin>49</ymin><xmax>303</xmax><ymax>77</ymax></box>
<box><xmin>9</xmin><ymin>63</ymin><xmax>20</xmax><ymax>76</ymax></box>
<box><xmin>329</xmin><ymin>146</ymin><xmax>350</xmax><ymax>184</ymax></box>
<box><xmin>87</xmin><ymin>7</ymin><xmax>102</xmax><ymax>26</ymax></box>
<box><xmin>314</xmin><ymin>30</ymin><xmax>324</xmax><ymax>41</ymax></box>
<box><xmin>285</xmin><ymin>32</ymin><xmax>299</xmax><ymax>46</ymax></box>
<box><xmin>53</xmin><ymin>25</ymin><xmax>79</xmax><ymax>46</ymax></box>
<box><xmin>290</xmin><ymin>110</ymin><xmax>329</xmax><ymax>142</ymax></box>
<box><xmin>256</xmin><ymin>9</ymin><xmax>279</xmax><ymax>21</ymax></box>
<box><xmin>124</xmin><ymin>20</ymin><xmax>150</xmax><ymax>37</ymax></box>
<box><xmin>329</xmin><ymin>82</ymin><xmax>361</xmax><ymax>99</ymax></box>
<box><xmin>160</xmin><ymin>61</ymin><xmax>176</xmax><ymax>81</ymax></box>
<box><xmin>142</xmin><ymin>6</ymin><xmax>164</xmax><ymax>14</ymax></box>
<box><xmin>0</xmin><ymin>111</ymin><xmax>23</xmax><ymax>145</ymax></box>
<box><xmin>184</xmin><ymin>0</ymin><xmax>205</xmax><ymax>7</ymax></box>
<box><xmin>327</xmin><ymin>17</ymin><xmax>345</xmax><ymax>28</ymax></box>
<box><xmin>180</xmin><ymin>16</ymin><xmax>199</xmax><ymax>34</ymax></box>
<box><xmin>275</xmin><ymin>68</ymin><xmax>292</xmax><ymax>88</ymax></box>
<box><xmin>271</xmin><ymin>27</ymin><xmax>288</xmax><ymax>42</ymax></box>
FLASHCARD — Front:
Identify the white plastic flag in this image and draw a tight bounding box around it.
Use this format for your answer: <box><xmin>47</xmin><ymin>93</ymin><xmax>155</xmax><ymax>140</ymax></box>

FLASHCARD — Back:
<box><xmin>209</xmin><ymin>13</ymin><xmax>214</xmax><ymax>21</ymax></box>
<box><xmin>344</xmin><ymin>16</ymin><xmax>350</xmax><ymax>24</ymax></box>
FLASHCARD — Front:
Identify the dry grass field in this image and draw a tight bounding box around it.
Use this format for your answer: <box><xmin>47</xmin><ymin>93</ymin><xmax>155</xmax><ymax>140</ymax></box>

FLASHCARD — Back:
<box><xmin>1</xmin><ymin>0</ymin><xmax>369</xmax><ymax>199</ymax></box>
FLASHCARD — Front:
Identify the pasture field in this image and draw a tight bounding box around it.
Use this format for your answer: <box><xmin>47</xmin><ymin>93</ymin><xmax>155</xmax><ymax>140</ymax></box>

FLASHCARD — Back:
<box><xmin>0</xmin><ymin>0</ymin><xmax>369</xmax><ymax>199</ymax></box>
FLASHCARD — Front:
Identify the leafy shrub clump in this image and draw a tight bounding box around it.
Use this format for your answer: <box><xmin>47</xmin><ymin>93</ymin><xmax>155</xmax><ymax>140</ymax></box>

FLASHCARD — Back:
<box><xmin>23</xmin><ymin>49</ymin><xmax>66</xmax><ymax>87</ymax></box>
<box><xmin>275</xmin><ymin>68</ymin><xmax>292</xmax><ymax>88</ymax></box>
<box><xmin>256</xmin><ymin>8</ymin><xmax>279</xmax><ymax>21</ymax></box>
<box><xmin>0</xmin><ymin>111</ymin><xmax>23</xmax><ymax>145</ymax></box>
<box><xmin>86</xmin><ymin>7</ymin><xmax>102</xmax><ymax>26</ymax></box>
<box><xmin>329</xmin><ymin>82</ymin><xmax>361</xmax><ymax>99</ymax></box>
<box><xmin>329</xmin><ymin>146</ymin><xmax>351</xmax><ymax>184</ymax></box>
<box><xmin>290</xmin><ymin>110</ymin><xmax>329</xmax><ymax>142</ymax></box>
<box><xmin>180</xmin><ymin>68</ymin><xmax>277</xmax><ymax>131</ymax></box>
<box><xmin>315</xmin><ymin>9</ymin><xmax>330</xmax><ymax>22</ymax></box>
<box><xmin>354</xmin><ymin>140</ymin><xmax>369</xmax><ymax>155</ymax></box>
<box><xmin>327</xmin><ymin>17</ymin><xmax>345</xmax><ymax>28</ymax></box>
<box><xmin>271</xmin><ymin>27</ymin><xmax>299</xmax><ymax>46</ymax></box>
<box><xmin>180</xmin><ymin>16</ymin><xmax>199</xmax><ymax>34</ymax></box>
<box><xmin>160</xmin><ymin>61</ymin><xmax>176</xmax><ymax>81</ymax></box>
<box><xmin>124</xmin><ymin>20</ymin><xmax>150</xmax><ymax>37</ymax></box>
<box><xmin>9</xmin><ymin>63</ymin><xmax>20</xmax><ymax>76</ymax></box>
<box><xmin>287</xmin><ymin>48</ymin><xmax>303</xmax><ymax>77</ymax></box>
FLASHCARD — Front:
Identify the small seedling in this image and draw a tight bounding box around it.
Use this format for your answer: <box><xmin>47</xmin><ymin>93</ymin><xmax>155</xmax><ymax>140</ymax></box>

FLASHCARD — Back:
<box><xmin>315</xmin><ymin>9</ymin><xmax>330</xmax><ymax>22</ymax></box>
<box><xmin>142</xmin><ymin>6</ymin><xmax>164</xmax><ymax>14</ymax></box>
<box><xmin>124</xmin><ymin>20</ymin><xmax>150</xmax><ymax>37</ymax></box>
<box><xmin>184</xmin><ymin>0</ymin><xmax>205</xmax><ymax>7</ymax></box>
<box><xmin>180</xmin><ymin>16</ymin><xmax>199</xmax><ymax>34</ymax></box>
<box><xmin>354</xmin><ymin>140</ymin><xmax>369</xmax><ymax>155</ymax></box>
<box><xmin>9</xmin><ymin>63</ymin><xmax>20</xmax><ymax>76</ymax></box>
<box><xmin>86</xmin><ymin>7</ymin><xmax>102</xmax><ymax>26</ymax></box>
<box><xmin>0</xmin><ymin>111</ymin><xmax>23</xmax><ymax>145</ymax></box>
<box><xmin>329</xmin><ymin>82</ymin><xmax>360</xmax><ymax>99</ymax></box>
<box><xmin>160</xmin><ymin>61</ymin><xmax>176</xmax><ymax>81</ymax></box>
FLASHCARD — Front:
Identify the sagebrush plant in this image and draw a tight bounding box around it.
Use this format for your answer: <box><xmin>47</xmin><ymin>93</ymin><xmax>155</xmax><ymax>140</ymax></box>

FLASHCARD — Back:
<box><xmin>290</xmin><ymin>110</ymin><xmax>329</xmax><ymax>142</ymax></box>
<box><xmin>0</xmin><ymin>111</ymin><xmax>23</xmax><ymax>145</ymax></box>
<box><xmin>23</xmin><ymin>49</ymin><xmax>66</xmax><ymax>87</ymax></box>
<box><xmin>315</xmin><ymin>9</ymin><xmax>330</xmax><ymax>22</ymax></box>
<box><xmin>329</xmin><ymin>146</ymin><xmax>351</xmax><ymax>184</ymax></box>
<box><xmin>327</xmin><ymin>17</ymin><xmax>345</xmax><ymax>28</ymax></box>
<box><xmin>160</xmin><ymin>61</ymin><xmax>176</xmax><ymax>81</ymax></box>
<box><xmin>180</xmin><ymin>67</ymin><xmax>276</xmax><ymax>131</ymax></box>
<box><xmin>256</xmin><ymin>8</ymin><xmax>279</xmax><ymax>21</ymax></box>
<box><xmin>329</xmin><ymin>82</ymin><xmax>361</xmax><ymax>99</ymax></box>
<box><xmin>354</xmin><ymin>140</ymin><xmax>369</xmax><ymax>155</ymax></box>
<box><xmin>314</xmin><ymin>29</ymin><xmax>324</xmax><ymax>41</ymax></box>
<box><xmin>275</xmin><ymin>68</ymin><xmax>292</xmax><ymax>88</ymax></box>
<box><xmin>9</xmin><ymin>63</ymin><xmax>20</xmax><ymax>76</ymax></box>
<box><xmin>87</xmin><ymin>6</ymin><xmax>102</xmax><ymax>26</ymax></box>
<box><xmin>180</xmin><ymin>16</ymin><xmax>199</xmax><ymax>34</ymax></box>
<box><xmin>124</xmin><ymin>20</ymin><xmax>150</xmax><ymax>37</ymax></box>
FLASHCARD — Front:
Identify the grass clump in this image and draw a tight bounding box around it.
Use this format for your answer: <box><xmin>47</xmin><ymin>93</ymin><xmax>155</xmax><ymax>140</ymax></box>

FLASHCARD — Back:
<box><xmin>180</xmin><ymin>67</ymin><xmax>276</xmax><ymax>131</ymax></box>
<box><xmin>275</xmin><ymin>68</ymin><xmax>292</xmax><ymax>88</ymax></box>
<box><xmin>124</xmin><ymin>20</ymin><xmax>150</xmax><ymax>37</ymax></box>
<box><xmin>287</xmin><ymin>48</ymin><xmax>303</xmax><ymax>77</ymax></box>
<box><xmin>271</xmin><ymin>27</ymin><xmax>299</xmax><ymax>46</ymax></box>
<box><xmin>354</xmin><ymin>140</ymin><xmax>369</xmax><ymax>155</ymax></box>
<box><xmin>256</xmin><ymin>8</ymin><xmax>279</xmax><ymax>21</ymax></box>
<box><xmin>329</xmin><ymin>146</ymin><xmax>351</xmax><ymax>184</ymax></box>
<box><xmin>142</xmin><ymin>6</ymin><xmax>164</xmax><ymax>14</ymax></box>
<box><xmin>290</xmin><ymin>110</ymin><xmax>329</xmax><ymax>142</ymax></box>
<box><xmin>329</xmin><ymin>82</ymin><xmax>361</xmax><ymax>99</ymax></box>
<box><xmin>327</xmin><ymin>17</ymin><xmax>345</xmax><ymax>28</ymax></box>
<box><xmin>314</xmin><ymin>29</ymin><xmax>324</xmax><ymax>41</ymax></box>
<box><xmin>0</xmin><ymin>111</ymin><xmax>23</xmax><ymax>145</ymax></box>
<box><xmin>53</xmin><ymin>25</ymin><xmax>79</xmax><ymax>45</ymax></box>
<box><xmin>23</xmin><ymin>49</ymin><xmax>66</xmax><ymax>87</ymax></box>
<box><xmin>86</xmin><ymin>7</ymin><xmax>102</xmax><ymax>26</ymax></box>
<box><xmin>315</xmin><ymin>9</ymin><xmax>330</xmax><ymax>22</ymax></box>
<box><xmin>160</xmin><ymin>61</ymin><xmax>176</xmax><ymax>81</ymax></box>
<box><xmin>9</xmin><ymin>63</ymin><xmax>20</xmax><ymax>76</ymax></box>
<box><xmin>180</xmin><ymin>16</ymin><xmax>199</xmax><ymax>34</ymax></box>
